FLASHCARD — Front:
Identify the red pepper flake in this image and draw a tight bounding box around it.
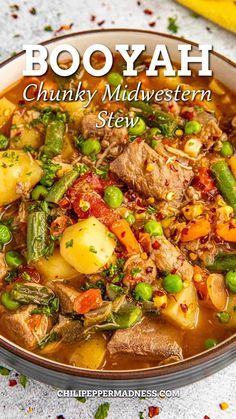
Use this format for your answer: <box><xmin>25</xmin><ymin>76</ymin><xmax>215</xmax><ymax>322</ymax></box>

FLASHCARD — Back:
<box><xmin>56</xmin><ymin>416</ymin><xmax>65</xmax><ymax>419</ymax></box>
<box><xmin>9</xmin><ymin>379</ymin><xmax>17</xmax><ymax>387</ymax></box>
<box><xmin>137</xmin><ymin>1</ymin><xmax>141</xmax><ymax>5</ymax></box>
<box><xmin>152</xmin><ymin>241</ymin><xmax>160</xmax><ymax>250</ymax></box>
<box><xmin>55</xmin><ymin>23</ymin><xmax>74</xmax><ymax>33</ymax></box>
<box><xmin>97</xmin><ymin>20</ymin><xmax>105</xmax><ymax>26</ymax></box>
<box><xmin>149</xmin><ymin>21</ymin><xmax>156</xmax><ymax>27</ymax></box>
<box><xmin>91</xmin><ymin>14</ymin><xmax>96</xmax><ymax>22</ymax></box>
<box><xmin>180</xmin><ymin>303</ymin><xmax>188</xmax><ymax>313</ymax></box>
<box><xmin>204</xmin><ymin>416</ymin><xmax>211</xmax><ymax>419</ymax></box>
<box><xmin>11</xmin><ymin>12</ymin><xmax>18</xmax><ymax>19</ymax></box>
<box><xmin>121</xmin><ymin>231</ymin><xmax>126</xmax><ymax>238</ymax></box>
<box><xmin>154</xmin><ymin>290</ymin><xmax>165</xmax><ymax>297</ymax></box>
<box><xmin>148</xmin><ymin>406</ymin><xmax>160</xmax><ymax>417</ymax></box>
<box><xmin>18</xmin><ymin>100</ymin><xmax>25</xmax><ymax>106</ymax></box>
<box><xmin>144</xmin><ymin>8</ymin><xmax>153</xmax><ymax>15</ymax></box>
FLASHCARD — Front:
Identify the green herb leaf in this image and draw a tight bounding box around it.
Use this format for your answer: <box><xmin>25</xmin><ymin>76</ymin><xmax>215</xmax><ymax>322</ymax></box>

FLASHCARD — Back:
<box><xmin>167</xmin><ymin>16</ymin><xmax>179</xmax><ymax>34</ymax></box>
<box><xmin>75</xmin><ymin>396</ymin><xmax>87</xmax><ymax>403</ymax></box>
<box><xmin>94</xmin><ymin>402</ymin><xmax>110</xmax><ymax>419</ymax></box>
<box><xmin>19</xmin><ymin>374</ymin><xmax>28</xmax><ymax>388</ymax></box>
<box><xmin>0</xmin><ymin>366</ymin><xmax>11</xmax><ymax>376</ymax></box>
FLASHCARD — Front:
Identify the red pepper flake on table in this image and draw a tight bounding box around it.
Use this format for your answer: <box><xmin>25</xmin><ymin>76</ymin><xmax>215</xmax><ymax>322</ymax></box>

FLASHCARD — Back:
<box><xmin>148</xmin><ymin>406</ymin><xmax>160</xmax><ymax>417</ymax></box>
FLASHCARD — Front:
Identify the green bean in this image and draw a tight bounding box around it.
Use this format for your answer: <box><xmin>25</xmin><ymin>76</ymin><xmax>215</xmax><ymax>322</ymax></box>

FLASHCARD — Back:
<box><xmin>113</xmin><ymin>305</ymin><xmax>142</xmax><ymax>328</ymax></box>
<box><xmin>211</xmin><ymin>160</ymin><xmax>236</xmax><ymax>212</ymax></box>
<box><xmin>10</xmin><ymin>283</ymin><xmax>54</xmax><ymax>305</ymax></box>
<box><xmin>27</xmin><ymin>211</ymin><xmax>47</xmax><ymax>263</ymax></box>
<box><xmin>127</xmin><ymin>100</ymin><xmax>178</xmax><ymax>137</ymax></box>
<box><xmin>207</xmin><ymin>252</ymin><xmax>236</xmax><ymax>272</ymax></box>
<box><xmin>46</xmin><ymin>169</ymin><xmax>80</xmax><ymax>203</ymax></box>
<box><xmin>44</xmin><ymin>120</ymin><xmax>65</xmax><ymax>158</ymax></box>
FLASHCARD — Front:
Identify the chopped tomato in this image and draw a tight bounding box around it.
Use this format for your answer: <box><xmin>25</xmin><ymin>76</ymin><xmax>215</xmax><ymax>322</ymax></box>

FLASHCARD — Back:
<box><xmin>69</xmin><ymin>171</ymin><xmax>114</xmax><ymax>202</ymax></box>
<box><xmin>73</xmin><ymin>289</ymin><xmax>102</xmax><ymax>314</ymax></box>
<box><xmin>18</xmin><ymin>266</ymin><xmax>41</xmax><ymax>283</ymax></box>
<box><xmin>73</xmin><ymin>192</ymin><xmax>118</xmax><ymax>227</ymax></box>
<box><xmin>192</xmin><ymin>167</ymin><xmax>217</xmax><ymax>198</ymax></box>
<box><xmin>50</xmin><ymin>215</ymin><xmax>73</xmax><ymax>237</ymax></box>
<box><xmin>27</xmin><ymin>314</ymin><xmax>42</xmax><ymax>330</ymax></box>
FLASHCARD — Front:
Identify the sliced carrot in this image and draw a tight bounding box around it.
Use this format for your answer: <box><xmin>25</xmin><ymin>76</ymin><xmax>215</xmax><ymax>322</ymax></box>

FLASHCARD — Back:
<box><xmin>73</xmin><ymin>289</ymin><xmax>102</xmax><ymax>314</ymax></box>
<box><xmin>181</xmin><ymin>219</ymin><xmax>211</xmax><ymax>242</ymax></box>
<box><xmin>110</xmin><ymin>219</ymin><xmax>140</xmax><ymax>254</ymax></box>
<box><xmin>27</xmin><ymin>314</ymin><xmax>42</xmax><ymax>330</ymax></box>
<box><xmin>216</xmin><ymin>220</ymin><xmax>236</xmax><ymax>242</ymax></box>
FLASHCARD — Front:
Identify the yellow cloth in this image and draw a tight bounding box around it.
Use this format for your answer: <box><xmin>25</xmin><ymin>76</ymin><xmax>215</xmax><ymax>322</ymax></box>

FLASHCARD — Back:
<box><xmin>176</xmin><ymin>0</ymin><xmax>236</xmax><ymax>33</ymax></box>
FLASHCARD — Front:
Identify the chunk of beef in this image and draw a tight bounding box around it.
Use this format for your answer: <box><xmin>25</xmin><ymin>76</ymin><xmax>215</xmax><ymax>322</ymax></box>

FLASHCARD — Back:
<box><xmin>81</xmin><ymin>114</ymin><xmax>128</xmax><ymax>146</ymax></box>
<box><xmin>2</xmin><ymin>304</ymin><xmax>52</xmax><ymax>350</ymax></box>
<box><xmin>53</xmin><ymin>315</ymin><xmax>85</xmax><ymax>343</ymax></box>
<box><xmin>151</xmin><ymin>236</ymin><xmax>194</xmax><ymax>281</ymax></box>
<box><xmin>107</xmin><ymin>318</ymin><xmax>183</xmax><ymax>364</ymax></box>
<box><xmin>110</xmin><ymin>140</ymin><xmax>193</xmax><ymax>204</ymax></box>
<box><xmin>52</xmin><ymin>282</ymin><xmax>80</xmax><ymax>312</ymax></box>
<box><xmin>124</xmin><ymin>255</ymin><xmax>157</xmax><ymax>285</ymax></box>
<box><xmin>196</xmin><ymin>111</ymin><xmax>222</xmax><ymax>149</ymax></box>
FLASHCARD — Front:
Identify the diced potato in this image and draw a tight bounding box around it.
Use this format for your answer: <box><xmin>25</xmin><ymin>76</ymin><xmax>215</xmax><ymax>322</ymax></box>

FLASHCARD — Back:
<box><xmin>0</xmin><ymin>150</ymin><xmax>42</xmax><ymax>206</ymax></box>
<box><xmin>10</xmin><ymin>112</ymin><xmax>43</xmax><ymax>150</ymax></box>
<box><xmin>184</xmin><ymin>139</ymin><xmax>202</xmax><ymax>158</ymax></box>
<box><xmin>163</xmin><ymin>282</ymin><xmax>199</xmax><ymax>329</ymax></box>
<box><xmin>69</xmin><ymin>333</ymin><xmax>107</xmax><ymax>369</ymax></box>
<box><xmin>206</xmin><ymin>273</ymin><xmax>228</xmax><ymax>311</ymax></box>
<box><xmin>61</xmin><ymin>133</ymin><xmax>77</xmax><ymax>162</ymax></box>
<box><xmin>61</xmin><ymin>101</ymin><xmax>85</xmax><ymax>128</ymax></box>
<box><xmin>34</xmin><ymin>248</ymin><xmax>78</xmax><ymax>281</ymax></box>
<box><xmin>182</xmin><ymin>203</ymin><xmax>204</xmax><ymax>221</ymax></box>
<box><xmin>60</xmin><ymin>217</ymin><xmax>116</xmax><ymax>274</ymax></box>
<box><xmin>209</xmin><ymin>79</ymin><xmax>225</xmax><ymax>96</ymax></box>
<box><xmin>158</xmin><ymin>68</ymin><xmax>181</xmax><ymax>88</ymax></box>
<box><xmin>0</xmin><ymin>97</ymin><xmax>16</xmax><ymax>134</ymax></box>
<box><xmin>226</xmin><ymin>294</ymin><xmax>236</xmax><ymax>328</ymax></box>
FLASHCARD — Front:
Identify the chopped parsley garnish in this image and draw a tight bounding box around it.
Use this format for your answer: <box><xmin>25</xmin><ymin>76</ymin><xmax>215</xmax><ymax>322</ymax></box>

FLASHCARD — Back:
<box><xmin>147</xmin><ymin>205</ymin><xmax>156</xmax><ymax>215</ymax></box>
<box><xmin>94</xmin><ymin>402</ymin><xmax>110</xmax><ymax>419</ymax></box>
<box><xmin>89</xmin><ymin>246</ymin><xmax>97</xmax><ymax>253</ymax></box>
<box><xmin>131</xmin><ymin>267</ymin><xmax>141</xmax><ymax>277</ymax></box>
<box><xmin>44</xmin><ymin>25</ymin><xmax>53</xmax><ymax>32</ymax></box>
<box><xmin>0</xmin><ymin>366</ymin><xmax>11</xmax><ymax>376</ymax></box>
<box><xmin>65</xmin><ymin>239</ymin><xmax>74</xmax><ymax>248</ymax></box>
<box><xmin>19</xmin><ymin>374</ymin><xmax>28</xmax><ymax>388</ymax></box>
<box><xmin>167</xmin><ymin>16</ymin><xmax>179</xmax><ymax>34</ymax></box>
<box><xmin>75</xmin><ymin>396</ymin><xmax>87</xmax><ymax>403</ymax></box>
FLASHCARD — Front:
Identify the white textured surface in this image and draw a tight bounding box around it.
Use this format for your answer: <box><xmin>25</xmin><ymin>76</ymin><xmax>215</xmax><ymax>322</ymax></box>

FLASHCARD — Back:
<box><xmin>0</xmin><ymin>0</ymin><xmax>235</xmax><ymax>418</ymax></box>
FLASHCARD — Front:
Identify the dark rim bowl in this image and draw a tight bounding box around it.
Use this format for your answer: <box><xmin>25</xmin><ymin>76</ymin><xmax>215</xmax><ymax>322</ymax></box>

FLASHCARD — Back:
<box><xmin>0</xmin><ymin>29</ymin><xmax>235</xmax><ymax>390</ymax></box>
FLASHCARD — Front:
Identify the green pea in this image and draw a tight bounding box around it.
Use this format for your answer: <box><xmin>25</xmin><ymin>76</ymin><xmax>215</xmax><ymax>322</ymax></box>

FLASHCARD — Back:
<box><xmin>134</xmin><ymin>282</ymin><xmax>153</xmax><ymax>301</ymax></box>
<box><xmin>163</xmin><ymin>274</ymin><xmax>183</xmax><ymax>293</ymax></box>
<box><xmin>184</xmin><ymin>120</ymin><xmax>202</xmax><ymax>135</ymax></box>
<box><xmin>31</xmin><ymin>185</ymin><xmax>48</xmax><ymax>200</ymax></box>
<box><xmin>220</xmin><ymin>141</ymin><xmax>233</xmax><ymax>158</ymax></box>
<box><xmin>125</xmin><ymin>212</ymin><xmax>136</xmax><ymax>225</ymax></box>
<box><xmin>0</xmin><ymin>134</ymin><xmax>9</xmax><ymax>150</ymax></box>
<box><xmin>5</xmin><ymin>251</ymin><xmax>24</xmax><ymax>268</ymax></box>
<box><xmin>128</xmin><ymin>117</ymin><xmax>146</xmax><ymax>136</ymax></box>
<box><xmin>144</xmin><ymin>220</ymin><xmax>163</xmax><ymax>237</ymax></box>
<box><xmin>225</xmin><ymin>271</ymin><xmax>236</xmax><ymax>293</ymax></box>
<box><xmin>204</xmin><ymin>338</ymin><xmax>218</xmax><ymax>350</ymax></box>
<box><xmin>81</xmin><ymin>139</ymin><xmax>101</xmax><ymax>156</ymax></box>
<box><xmin>104</xmin><ymin>186</ymin><xmax>123</xmax><ymax>209</ymax></box>
<box><xmin>107</xmin><ymin>72</ymin><xmax>124</xmax><ymax>87</ymax></box>
<box><xmin>0</xmin><ymin>224</ymin><xmax>11</xmax><ymax>245</ymax></box>
<box><xmin>1</xmin><ymin>292</ymin><xmax>20</xmax><ymax>310</ymax></box>
<box><xmin>217</xmin><ymin>311</ymin><xmax>230</xmax><ymax>324</ymax></box>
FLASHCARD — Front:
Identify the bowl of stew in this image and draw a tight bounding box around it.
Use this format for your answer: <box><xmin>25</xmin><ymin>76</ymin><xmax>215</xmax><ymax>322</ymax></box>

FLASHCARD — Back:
<box><xmin>0</xmin><ymin>29</ymin><xmax>235</xmax><ymax>390</ymax></box>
